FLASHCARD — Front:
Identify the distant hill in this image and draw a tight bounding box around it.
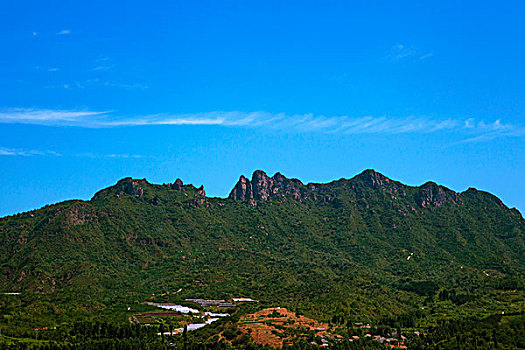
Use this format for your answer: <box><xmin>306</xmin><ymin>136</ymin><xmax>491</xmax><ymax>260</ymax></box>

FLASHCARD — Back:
<box><xmin>0</xmin><ymin>169</ymin><xmax>523</xmax><ymax>331</ymax></box>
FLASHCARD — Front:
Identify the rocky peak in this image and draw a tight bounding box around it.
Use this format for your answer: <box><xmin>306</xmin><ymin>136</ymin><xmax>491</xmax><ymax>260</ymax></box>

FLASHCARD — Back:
<box><xmin>252</xmin><ymin>171</ymin><xmax>275</xmax><ymax>200</ymax></box>
<box><xmin>229</xmin><ymin>175</ymin><xmax>253</xmax><ymax>201</ymax></box>
<box><xmin>228</xmin><ymin>170</ymin><xmax>306</xmax><ymax>203</ymax></box>
<box><xmin>354</xmin><ymin>169</ymin><xmax>391</xmax><ymax>189</ymax></box>
<box><xmin>115</xmin><ymin>178</ymin><xmax>146</xmax><ymax>198</ymax></box>
<box><xmin>172</xmin><ymin>178</ymin><xmax>183</xmax><ymax>190</ymax></box>
<box><xmin>197</xmin><ymin>185</ymin><xmax>206</xmax><ymax>196</ymax></box>
<box><xmin>167</xmin><ymin>178</ymin><xmax>206</xmax><ymax>196</ymax></box>
<box><xmin>91</xmin><ymin>177</ymin><xmax>147</xmax><ymax>200</ymax></box>
<box><xmin>416</xmin><ymin>182</ymin><xmax>461</xmax><ymax>207</ymax></box>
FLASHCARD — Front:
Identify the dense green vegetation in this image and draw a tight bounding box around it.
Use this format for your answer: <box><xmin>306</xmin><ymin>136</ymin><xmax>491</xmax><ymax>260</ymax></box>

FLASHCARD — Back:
<box><xmin>0</xmin><ymin>170</ymin><xmax>523</xmax><ymax>348</ymax></box>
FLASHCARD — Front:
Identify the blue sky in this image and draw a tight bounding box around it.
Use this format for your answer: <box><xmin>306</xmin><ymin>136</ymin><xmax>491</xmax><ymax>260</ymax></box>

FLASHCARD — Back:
<box><xmin>1</xmin><ymin>0</ymin><xmax>524</xmax><ymax>216</ymax></box>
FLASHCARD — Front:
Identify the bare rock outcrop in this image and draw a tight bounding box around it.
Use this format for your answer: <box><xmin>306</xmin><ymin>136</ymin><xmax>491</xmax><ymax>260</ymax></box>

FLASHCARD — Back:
<box><xmin>229</xmin><ymin>175</ymin><xmax>253</xmax><ymax>200</ymax></box>
<box><xmin>229</xmin><ymin>170</ymin><xmax>307</xmax><ymax>203</ymax></box>
<box><xmin>115</xmin><ymin>178</ymin><xmax>146</xmax><ymax>198</ymax></box>
<box><xmin>356</xmin><ymin>169</ymin><xmax>391</xmax><ymax>189</ymax></box>
<box><xmin>172</xmin><ymin>178</ymin><xmax>184</xmax><ymax>190</ymax></box>
<box><xmin>416</xmin><ymin>182</ymin><xmax>462</xmax><ymax>207</ymax></box>
<box><xmin>197</xmin><ymin>185</ymin><xmax>206</xmax><ymax>196</ymax></box>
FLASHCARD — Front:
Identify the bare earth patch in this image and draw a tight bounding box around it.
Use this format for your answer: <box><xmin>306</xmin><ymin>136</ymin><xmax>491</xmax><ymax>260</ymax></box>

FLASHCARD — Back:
<box><xmin>225</xmin><ymin>307</ymin><xmax>340</xmax><ymax>348</ymax></box>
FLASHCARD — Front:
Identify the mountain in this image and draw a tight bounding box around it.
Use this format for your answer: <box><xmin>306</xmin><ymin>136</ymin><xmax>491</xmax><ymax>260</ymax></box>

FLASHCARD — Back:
<box><xmin>0</xmin><ymin>170</ymin><xmax>523</xmax><ymax>337</ymax></box>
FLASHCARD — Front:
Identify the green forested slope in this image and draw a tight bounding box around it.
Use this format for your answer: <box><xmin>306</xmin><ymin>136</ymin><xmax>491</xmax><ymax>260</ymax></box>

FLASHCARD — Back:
<box><xmin>0</xmin><ymin>170</ymin><xmax>523</xmax><ymax>335</ymax></box>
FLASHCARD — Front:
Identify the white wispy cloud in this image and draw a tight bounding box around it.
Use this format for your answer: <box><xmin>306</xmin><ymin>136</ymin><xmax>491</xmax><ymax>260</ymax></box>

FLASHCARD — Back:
<box><xmin>101</xmin><ymin>81</ymin><xmax>148</xmax><ymax>89</ymax></box>
<box><xmin>0</xmin><ymin>108</ymin><xmax>109</xmax><ymax>127</ymax></box>
<box><xmin>388</xmin><ymin>44</ymin><xmax>433</xmax><ymax>61</ymax></box>
<box><xmin>0</xmin><ymin>108</ymin><xmax>522</xmax><ymax>142</ymax></box>
<box><xmin>73</xmin><ymin>152</ymin><xmax>152</xmax><ymax>159</ymax></box>
<box><xmin>104</xmin><ymin>154</ymin><xmax>148</xmax><ymax>159</ymax></box>
<box><xmin>458</xmin><ymin>118</ymin><xmax>525</xmax><ymax>142</ymax></box>
<box><xmin>45</xmin><ymin>79</ymin><xmax>148</xmax><ymax>90</ymax></box>
<box><xmin>0</xmin><ymin>146</ymin><xmax>150</xmax><ymax>159</ymax></box>
<box><xmin>92</xmin><ymin>65</ymin><xmax>113</xmax><ymax>71</ymax></box>
<box><xmin>390</xmin><ymin>44</ymin><xmax>414</xmax><ymax>59</ymax></box>
<box><xmin>0</xmin><ymin>147</ymin><xmax>61</xmax><ymax>157</ymax></box>
<box><xmin>57</xmin><ymin>29</ymin><xmax>71</xmax><ymax>35</ymax></box>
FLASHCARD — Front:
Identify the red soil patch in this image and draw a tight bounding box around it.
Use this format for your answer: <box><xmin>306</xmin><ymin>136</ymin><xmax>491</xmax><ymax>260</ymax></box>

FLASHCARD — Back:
<box><xmin>227</xmin><ymin>307</ymin><xmax>339</xmax><ymax>348</ymax></box>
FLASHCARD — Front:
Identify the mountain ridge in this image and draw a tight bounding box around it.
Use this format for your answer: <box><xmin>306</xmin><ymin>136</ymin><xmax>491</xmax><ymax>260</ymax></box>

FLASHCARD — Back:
<box><xmin>1</xmin><ymin>169</ymin><xmax>520</xmax><ymax>219</ymax></box>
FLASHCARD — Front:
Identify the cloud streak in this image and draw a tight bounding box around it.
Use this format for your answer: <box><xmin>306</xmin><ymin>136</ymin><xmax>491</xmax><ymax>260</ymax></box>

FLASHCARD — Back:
<box><xmin>0</xmin><ymin>147</ymin><xmax>61</xmax><ymax>157</ymax></box>
<box><xmin>0</xmin><ymin>108</ymin><xmax>109</xmax><ymax>126</ymax></box>
<box><xmin>0</xmin><ymin>108</ymin><xmax>522</xmax><ymax>142</ymax></box>
<box><xmin>388</xmin><ymin>44</ymin><xmax>433</xmax><ymax>61</ymax></box>
<box><xmin>0</xmin><ymin>146</ymin><xmax>150</xmax><ymax>159</ymax></box>
<box><xmin>45</xmin><ymin>79</ymin><xmax>148</xmax><ymax>90</ymax></box>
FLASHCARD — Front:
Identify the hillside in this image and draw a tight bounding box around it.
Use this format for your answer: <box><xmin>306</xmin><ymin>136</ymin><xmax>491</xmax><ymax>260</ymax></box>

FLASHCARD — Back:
<box><xmin>0</xmin><ymin>169</ymin><xmax>524</xmax><ymax>347</ymax></box>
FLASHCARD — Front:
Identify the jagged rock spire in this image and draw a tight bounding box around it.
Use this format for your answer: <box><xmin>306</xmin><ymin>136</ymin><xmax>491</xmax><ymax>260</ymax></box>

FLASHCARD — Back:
<box><xmin>228</xmin><ymin>170</ymin><xmax>305</xmax><ymax>202</ymax></box>
<box><xmin>229</xmin><ymin>175</ymin><xmax>254</xmax><ymax>201</ymax></box>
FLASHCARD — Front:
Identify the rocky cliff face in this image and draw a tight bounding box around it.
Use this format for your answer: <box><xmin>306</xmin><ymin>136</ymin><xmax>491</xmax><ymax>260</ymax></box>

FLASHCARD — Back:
<box><xmin>416</xmin><ymin>182</ymin><xmax>462</xmax><ymax>207</ymax></box>
<box><xmin>229</xmin><ymin>175</ymin><xmax>252</xmax><ymax>201</ymax></box>
<box><xmin>168</xmin><ymin>179</ymin><xmax>205</xmax><ymax>196</ymax></box>
<box><xmin>115</xmin><ymin>178</ymin><xmax>146</xmax><ymax>198</ymax></box>
<box><xmin>229</xmin><ymin>170</ymin><xmax>311</xmax><ymax>204</ymax></box>
<box><xmin>355</xmin><ymin>169</ymin><xmax>392</xmax><ymax>189</ymax></box>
